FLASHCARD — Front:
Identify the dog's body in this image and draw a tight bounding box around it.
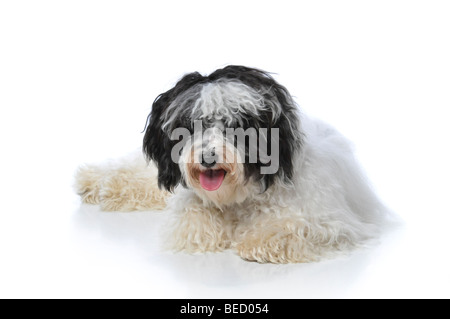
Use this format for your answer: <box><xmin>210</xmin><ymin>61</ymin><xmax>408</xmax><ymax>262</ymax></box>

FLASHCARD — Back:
<box><xmin>76</xmin><ymin>66</ymin><xmax>390</xmax><ymax>263</ymax></box>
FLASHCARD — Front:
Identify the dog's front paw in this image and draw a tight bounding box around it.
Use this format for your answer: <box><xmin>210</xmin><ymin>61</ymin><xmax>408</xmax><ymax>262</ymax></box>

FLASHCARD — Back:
<box><xmin>99</xmin><ymin>172</ymin><xmax>169</xmax><ymax>212</ymax></box>
<box><xmin>74</xmin><ymin>165</ymin><xmax>104</xmax><ymax>205</ymax></box>
<box><xmin>235</xmin><ymin>233</ymin><xmax>314</xmax><ymax>264</ymax></box>
<box><xmin>167</xmin><ymin>206</ymin><xmax>231</xmax><ymax>253</ymax></box>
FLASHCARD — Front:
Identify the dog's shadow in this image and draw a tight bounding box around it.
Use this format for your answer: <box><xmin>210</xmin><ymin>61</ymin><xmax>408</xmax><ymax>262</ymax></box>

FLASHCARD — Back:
<box><xmin>73</xmin><ymin>204</ymin><xmax>379</xmax><ymax>296</ymax></box>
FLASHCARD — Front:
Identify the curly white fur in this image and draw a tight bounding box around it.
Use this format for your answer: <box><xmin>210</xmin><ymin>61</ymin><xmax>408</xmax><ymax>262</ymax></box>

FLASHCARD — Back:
<box><xmin>75</xmin><ymin>113</ymin><xmax>390</xmax><ymax>263</ymax></box>
<box><xmin>165</xmin><ymin>114</ymin><xmax>389</xmax><ymax>263</ymax></box>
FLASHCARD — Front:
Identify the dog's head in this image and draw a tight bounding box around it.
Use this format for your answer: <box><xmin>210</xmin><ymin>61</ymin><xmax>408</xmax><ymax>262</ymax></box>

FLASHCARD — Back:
<box><xmin>143</xmin><ymin>65</ymin><xmax>302</xmax><ymax>206</ymax></box>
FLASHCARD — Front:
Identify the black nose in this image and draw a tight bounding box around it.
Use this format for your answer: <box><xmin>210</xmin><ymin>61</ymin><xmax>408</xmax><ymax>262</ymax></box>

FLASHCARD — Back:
<box><xmin>201</xmin><ymin>148</ymin><xmax>216</xmax><ymax>168</ymax></box>
<box><xmin>201</xmin><ymin>159</ymin><xmax>216</xmax><ymax>168</ymax></box>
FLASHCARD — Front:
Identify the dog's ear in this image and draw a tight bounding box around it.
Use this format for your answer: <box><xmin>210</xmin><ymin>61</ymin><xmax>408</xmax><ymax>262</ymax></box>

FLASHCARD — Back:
<box><xmin>254</xmin><ymin>91</ymin><xmax>302</xmax><ymax>191</ymax></box>
<box><xmin>268</xmin><ymin>82</ymin><xmax>302</xmax><ymax>187</ymax></box>
<box><xmin>143</xmin><ymin>72</ymin><xmax>206</xmax><ymax>192</ymax></box>
<box><xmin>143</xmin><ymin>91</ymin><xmax>182</xmax><ymax>192</ymax></box>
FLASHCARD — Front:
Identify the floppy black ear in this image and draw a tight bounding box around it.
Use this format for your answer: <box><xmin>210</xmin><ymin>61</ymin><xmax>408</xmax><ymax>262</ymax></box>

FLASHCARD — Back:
<box><xmin>255</xmin><ymin>97</ymin><xmax>302</xmax><ymax>192</ymax></box>
<box><xmin>143</xmin><ymin>91</ymin><xmax>182</xmax><ymax>192</ymax></box>
<box><xmin>143</xmin><ymin>72</ymin><xmax>207</xmax><ymax>191</ymax></box>
<box><xmin>267</xmin><ymin>82</ymin><xmax>303</xmax><ymax>186</ymax></box>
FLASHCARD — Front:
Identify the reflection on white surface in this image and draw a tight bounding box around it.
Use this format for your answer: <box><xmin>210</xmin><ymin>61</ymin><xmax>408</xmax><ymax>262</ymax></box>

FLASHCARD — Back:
<box><xmin>71</xmin><ymin>203</ymin><xmax>405</xmax><ymax>298</ymax></box>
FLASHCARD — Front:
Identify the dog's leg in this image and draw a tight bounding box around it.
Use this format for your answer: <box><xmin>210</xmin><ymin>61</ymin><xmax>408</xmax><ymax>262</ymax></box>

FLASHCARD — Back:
<box><xmin>166</xmin><ymin>196</ymin><xmax>232</xmax><ymax>252</ymax></box>
<box><xmin>234</xmin><ymin>213</ymin><xmax>317</xmax><ymax>264</ymax></box>
<box><xmin>99</xmin><ymin>166</ymin><xmax>169</xmax><ymax>211</ymax></box>
<box><xmin>75</xmin><ymin>154</ymin><xmax>170</xmax><ymax>211</ymax></box>
<box><xmin>75</xmin><ymin>164</ymin><xmax>106</xmax><ymax>205</ymax></box>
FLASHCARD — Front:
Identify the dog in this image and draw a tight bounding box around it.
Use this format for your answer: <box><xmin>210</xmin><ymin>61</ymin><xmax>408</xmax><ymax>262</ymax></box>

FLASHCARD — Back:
<box><xmin>75</xmin><ymin>65</ymin><xmax>390</xmax><ymax>263</ymax></box>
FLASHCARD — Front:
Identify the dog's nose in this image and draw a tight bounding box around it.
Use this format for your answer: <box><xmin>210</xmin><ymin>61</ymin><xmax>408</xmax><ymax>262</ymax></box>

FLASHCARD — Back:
<box><xmin>201</xmin><ymin>159</ymin><xmax>216</xmax><ymax>168</ymax></box>
<box><xmin>201</xmin><ymin>148</ymin><xmax>216</xmax><ymax>168</ymax></box>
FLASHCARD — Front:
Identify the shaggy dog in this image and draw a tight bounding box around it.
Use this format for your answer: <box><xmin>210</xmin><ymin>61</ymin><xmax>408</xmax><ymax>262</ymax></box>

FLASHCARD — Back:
<box><xmin>75</xmin><ymin>65</ymin><xmax>390</xmax><ymax>263</ymax></box>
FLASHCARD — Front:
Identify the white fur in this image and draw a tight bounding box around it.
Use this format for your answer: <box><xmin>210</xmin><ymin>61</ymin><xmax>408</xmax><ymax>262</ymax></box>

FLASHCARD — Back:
<box><xmin>164</xmin><ymin>114</ymin><xmax>390</xmax><ymax>262</ymax></box>
<box><xmin>162</xmin><ymin>80</ymin><xmax>282</xmax><ymax>131</ymax></box>
<box><xmin>75</xmin><ymin>113</ymin><xmax>391</xmax><ymax>263</ymax></box>
<box><xmin>195</xmin><ymin>81</ymin><xmax>267</xmax><ymax>125</ymax></box>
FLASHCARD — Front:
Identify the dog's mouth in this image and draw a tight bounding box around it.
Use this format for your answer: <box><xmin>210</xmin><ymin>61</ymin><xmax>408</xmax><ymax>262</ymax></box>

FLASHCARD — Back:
<box><xmin>199</xmin><ymin>169</ymin><xmax>226</xmax><ymax>191</ymax></box>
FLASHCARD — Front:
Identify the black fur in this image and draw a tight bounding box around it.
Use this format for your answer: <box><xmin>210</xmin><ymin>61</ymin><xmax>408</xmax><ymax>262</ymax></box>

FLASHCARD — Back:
<box><xmin>143</xmin><ymin>65</ymin><xmax>302</xmax><ymax>192</ymax></box>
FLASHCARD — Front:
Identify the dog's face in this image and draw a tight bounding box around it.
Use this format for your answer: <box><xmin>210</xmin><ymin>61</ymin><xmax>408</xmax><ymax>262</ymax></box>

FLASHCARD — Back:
<box><xmin>143</xmin><ymin>66</ymin><xmax>302</xmax><ymax>206</ymax></box>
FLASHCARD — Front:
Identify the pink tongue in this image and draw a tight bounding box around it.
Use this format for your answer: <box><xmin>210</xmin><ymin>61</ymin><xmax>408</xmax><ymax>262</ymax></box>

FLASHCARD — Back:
<box><xmin>199</xmin><ymin>169</ymin><xmax>226</xmax><ymax>191</ymax></box>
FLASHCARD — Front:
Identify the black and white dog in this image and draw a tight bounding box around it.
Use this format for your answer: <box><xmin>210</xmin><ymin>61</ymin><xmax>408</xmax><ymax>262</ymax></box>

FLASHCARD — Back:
<box><xmin>76</xmin><ymin>65</ymin><xmax>390</xmax><ymax>263</ymax></box>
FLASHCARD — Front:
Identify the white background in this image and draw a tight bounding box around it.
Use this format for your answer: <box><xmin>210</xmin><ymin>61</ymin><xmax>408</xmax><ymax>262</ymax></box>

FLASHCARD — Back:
<box><xmin>1</xmin><ymin>0</ymin><xmax>449</xmax><ymax>298</ymax></box>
